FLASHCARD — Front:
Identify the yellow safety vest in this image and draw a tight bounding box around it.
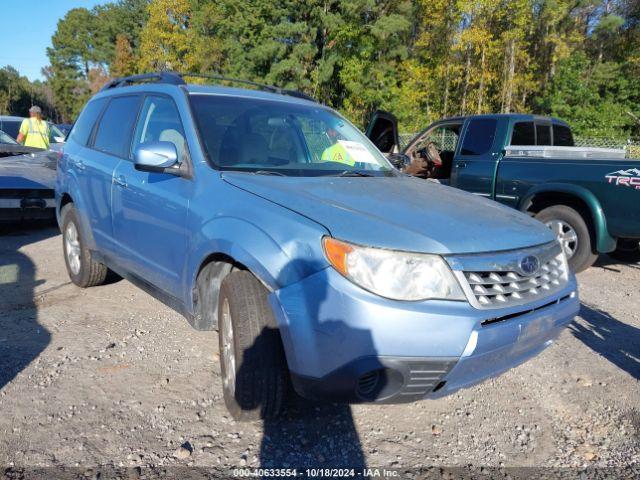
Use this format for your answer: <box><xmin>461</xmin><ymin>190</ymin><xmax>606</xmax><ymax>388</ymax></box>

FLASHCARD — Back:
<box><xmin>320</xmin><ymin>142</ymin><xmax>355</xmax><ymax>166</ymax></box>
<box><xmin>19</xmin><ymin>118</ymin><xmax>50</xmax><ymax>149</ymax></box>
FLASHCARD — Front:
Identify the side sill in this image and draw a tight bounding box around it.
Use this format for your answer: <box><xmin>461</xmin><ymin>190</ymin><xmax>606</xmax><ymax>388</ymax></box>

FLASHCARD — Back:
<box><xmin>92</xmin><ymin>251</ymin><xmax>197</xmax><ymax>328</ymax></box>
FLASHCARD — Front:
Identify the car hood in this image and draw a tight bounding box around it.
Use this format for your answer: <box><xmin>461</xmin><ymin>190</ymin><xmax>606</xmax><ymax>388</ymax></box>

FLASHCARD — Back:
<box><xmin>222</xmin><ymin>173</ymin><xmax>555</xmax><ymax>254</ymax></box>
<box><xmin>0</xmin><ymin>150</ymin><xmax>57</xmax><ymax>190</ymax></box>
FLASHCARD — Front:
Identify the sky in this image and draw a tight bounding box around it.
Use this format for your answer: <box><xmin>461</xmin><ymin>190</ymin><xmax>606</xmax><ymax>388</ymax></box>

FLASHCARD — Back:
<box><xmin>0</xmin><ymin>0</ymin><xmax>107</xmax><ymax>82</ymax></box>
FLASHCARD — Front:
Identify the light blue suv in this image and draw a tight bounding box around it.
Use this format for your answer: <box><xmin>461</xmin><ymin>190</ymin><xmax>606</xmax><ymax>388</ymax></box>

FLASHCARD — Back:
<box><xmin>56</xmin><ymin>72</ymin><xmax>579</xmax><ymax>420</ymax></box>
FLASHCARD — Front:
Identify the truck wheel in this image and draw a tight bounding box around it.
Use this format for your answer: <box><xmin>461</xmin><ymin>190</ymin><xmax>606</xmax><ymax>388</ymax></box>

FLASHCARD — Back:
<box><xmin>608</xmin><ymin>239</ymin><xmax>640</xmax><ymax>263</ymax></box>
<box><xmin>535</xmin><ymin>205</ymin><xmax>598</xmax><ymax>273</ymax></box>
<box><xmin>61</xmin><ymin>204</ymin><xmax>108</xmax><ymax>287</ymax></box>
<box><xmin>218</xmin><ymin>270</ymin><xmax>288</xmax><ymax>421</ymax></box>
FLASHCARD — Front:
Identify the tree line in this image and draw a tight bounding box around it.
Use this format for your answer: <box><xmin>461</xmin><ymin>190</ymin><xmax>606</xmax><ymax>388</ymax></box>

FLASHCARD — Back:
<box><xmin>3</xmin><ymin>0</ymin><xmax>639</xmax><ymax>139</ymax></box>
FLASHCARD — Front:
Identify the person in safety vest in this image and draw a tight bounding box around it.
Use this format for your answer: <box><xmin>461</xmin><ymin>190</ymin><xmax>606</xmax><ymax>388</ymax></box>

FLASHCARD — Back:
<box><xmin>320</xmin><ymin>126</ymin><xmax>355</xmax><ymax>166</ymax></box>
<box><xmin>17</xmin><ymin>105</ymin><xmax>50</xmax><ymax>149</ymax></box>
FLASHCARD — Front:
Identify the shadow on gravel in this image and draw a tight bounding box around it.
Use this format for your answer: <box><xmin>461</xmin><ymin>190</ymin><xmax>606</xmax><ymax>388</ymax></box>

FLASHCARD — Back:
<box><xmin>260</xmin><ymin>401</ymin><xmax>365</xmax><ymax>469</ymax></box>
<box><xmin>0</xmin><ymin>223</ymin><xmax>55</xmax><ymax>389</ymax></box>
<box><xmin>594</xmin><ymin>255</ymin><xmax>640</xmax><ymax>272</ymax></box>
<box><xmin>572</xmin><ymin>304</ymin><xmax>640</xmax><ymax>380</ymax></box>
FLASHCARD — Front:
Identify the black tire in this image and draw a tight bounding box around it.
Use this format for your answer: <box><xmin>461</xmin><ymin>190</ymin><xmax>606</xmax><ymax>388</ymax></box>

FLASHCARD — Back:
<box><xmin>608</xmin><ymin>238</ymin><xmax>640</xmax><ymax>263</ymax></box>
<box><xmin>218</xmin><ymin>270</ymin><xmax>288</xmax><ymax>421</ymax></box>
<box><xmin>61</xmin><ymin>204</ymin><xmax>108</xmax><ymax>287</ymax></box>
<box><xmin>535</xmin><ymin>205</ymin><xmax>598</xmax><ymax>273</ymax></box>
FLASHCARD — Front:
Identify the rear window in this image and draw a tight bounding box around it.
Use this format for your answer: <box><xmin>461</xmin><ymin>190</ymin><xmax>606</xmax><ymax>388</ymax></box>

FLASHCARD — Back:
<box><xmin>68</xmin><ymin>97</ymin><xmax>107</xmax><ymax>146</ymax></box>
<box><xmin>460</xmin><ymin>119</ymin><xmax>497</xmax><ymax>156</ymax></box>
<box><xmin>536</xmin><ymin>124</ymin><xmax>551</xmax><ymax>146</ymax></box>
<box><xmin>511</xmin><ymin>121</ymin><xmax>535</xmax><ymax>145</ymax></box>
<box><xmin>553</xmin><ymin>124</ymin><xmax>574</xmax><ymax>146</ymax></box>
<box><xmin>93</xmin><ymin>95</ymin><xmax>141</xmax><ymax>157</ymax></box>
<box><xmin>0</xmin><ymin>120</ymin><xmax>21</xmax><ymax>140</ymax></box>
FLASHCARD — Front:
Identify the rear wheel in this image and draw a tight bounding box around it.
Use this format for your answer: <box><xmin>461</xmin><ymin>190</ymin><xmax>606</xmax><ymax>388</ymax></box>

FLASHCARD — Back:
<box><xmin>535</xmin><ymin>205</ymin><xmax>598</xmax><ymax>273</ymax></box>
<box><xmin>61</xmin><ymin>204</ymin><xmax>108</xmax><ymax>287</ymax></box>
<box><xmin>608</xmin><ymin>238</ymin><xmax>640</xmax><ymax>263</ymax></box>
<box><xmin>218</xmin><ymin>270</ymin><xmax>288</xmax><ymax>421</ymax></box>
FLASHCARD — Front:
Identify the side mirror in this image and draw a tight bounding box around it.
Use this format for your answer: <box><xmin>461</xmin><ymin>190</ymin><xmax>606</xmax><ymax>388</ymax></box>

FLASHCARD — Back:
<box><xmin>134</xmin><ymin>141</ymin><xmax>179</xmax><ymax>173</ymax></box>
<box><xmin>387</xmin><ymin>153</ymin><xmax>410</xmax><ymax>170</ymax></box>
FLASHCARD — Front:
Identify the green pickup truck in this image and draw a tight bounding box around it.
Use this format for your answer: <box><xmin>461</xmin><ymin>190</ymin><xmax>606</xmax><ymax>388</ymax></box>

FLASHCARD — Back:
<box><xmin>366</xmin><ymin>112</ymin><xmax>640</xmax><ymax>272</ymax></box>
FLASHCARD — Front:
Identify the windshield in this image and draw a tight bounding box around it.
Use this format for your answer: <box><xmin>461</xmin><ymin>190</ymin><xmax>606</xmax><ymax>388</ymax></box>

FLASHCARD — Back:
<box><xmin>189</xmin><ymin>94</ymin><xmax>394</xmax><ymax>176</ymax></box>
<box><xmin>49</xmin><ymin>124</ymin><xmax>65</xmax><ymax>143</ymax></box>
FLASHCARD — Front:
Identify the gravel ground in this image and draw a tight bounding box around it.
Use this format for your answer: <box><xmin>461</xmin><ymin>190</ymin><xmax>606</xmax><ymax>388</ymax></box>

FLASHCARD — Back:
<box><xmin>0</xmin><ymin>225</ymin><xmax>638</xmax><ymax>478</ymax></box>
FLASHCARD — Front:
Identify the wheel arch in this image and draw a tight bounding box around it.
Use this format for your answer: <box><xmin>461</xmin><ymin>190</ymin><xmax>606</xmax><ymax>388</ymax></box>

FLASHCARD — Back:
<box><xmin>518</xmin><ymin>183</ymin><xmax>616</xmax><ymax>253</ymax></box>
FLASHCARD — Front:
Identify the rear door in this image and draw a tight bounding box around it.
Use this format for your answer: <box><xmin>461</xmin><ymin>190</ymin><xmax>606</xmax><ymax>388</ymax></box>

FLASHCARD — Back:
<box><xmin>73</xmin><ymin>95</ymin><xmax>141</xmax><ymax>252</ymax></box>
<box><xmin>451</xmin><ymin>118</ymin><xmax>500</xmax><ymax>198</ymax></box>
<box><xmin>111</xmin><ymin>94</ymin><xmax>192</xmax><ymax>298</ymax></box>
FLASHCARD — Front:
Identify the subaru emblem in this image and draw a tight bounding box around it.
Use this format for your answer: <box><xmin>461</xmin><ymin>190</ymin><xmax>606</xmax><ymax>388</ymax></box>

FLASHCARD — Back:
<box><xmin>520</xmin><ymin>255</ymin><xmax>540</xmax><ymax>276</ymax></box>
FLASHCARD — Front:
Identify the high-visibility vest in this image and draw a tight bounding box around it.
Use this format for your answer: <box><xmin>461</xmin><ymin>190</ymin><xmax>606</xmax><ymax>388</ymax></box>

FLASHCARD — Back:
<box><xmin>320</xmin><ymin>142</ymin><xmax>355</xmax><ymax>166</ymax></box>
<box><xmin>20</xmin><ymin>118</ymin><xmax>50</xmax><ymax>149</ymax></box>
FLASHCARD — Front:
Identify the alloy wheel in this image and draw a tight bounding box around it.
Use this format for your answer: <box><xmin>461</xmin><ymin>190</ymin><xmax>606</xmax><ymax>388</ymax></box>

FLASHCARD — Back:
<box><xmin>546</xmin><ymin>219</ymin><xmax>578</xmax><ymax>259</ymax></box>
<box><xmin>65</xmin><ymin>221</ymin><xmax>81</xmax><ymax>275</ymax></box>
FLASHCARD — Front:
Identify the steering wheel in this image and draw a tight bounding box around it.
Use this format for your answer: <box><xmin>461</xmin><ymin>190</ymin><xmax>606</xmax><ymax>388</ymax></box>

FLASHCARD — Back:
<box><xmin>422</xmin><ymin>142</ymin><xmax>442</xmax><ymax>166</ymax></box>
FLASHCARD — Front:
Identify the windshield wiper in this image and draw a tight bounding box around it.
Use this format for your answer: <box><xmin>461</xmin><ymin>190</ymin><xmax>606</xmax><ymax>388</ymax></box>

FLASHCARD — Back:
<box><xmin>333</xmin><ymin>170</ymin><xmax>374</xmax><ymax>177</ymax></box>
<box><xmin>253</xmin><ymin>170</ymin><xmax>286</xmax><ymax>176</ymax></box>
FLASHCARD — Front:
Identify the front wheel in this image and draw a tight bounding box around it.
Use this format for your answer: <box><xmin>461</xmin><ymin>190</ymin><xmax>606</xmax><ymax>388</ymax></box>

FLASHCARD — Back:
<box><xmin>608</xmin><ymin>239</ymin><xmax>640</xmax><ymax>263</ymax></box>
<box><xmin>218</xmin><ymin>271</ymin><xmax>289</xmax><ymax>421</ymax></box>
<box><xmin>535</xmin><ymin>205</ymin><xmax>598</xmax><ymax>273</ymax></box>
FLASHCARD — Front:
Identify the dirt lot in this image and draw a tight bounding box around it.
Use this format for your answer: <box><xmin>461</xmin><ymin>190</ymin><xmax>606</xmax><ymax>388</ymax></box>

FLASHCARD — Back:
<box><xmin>0</xmin><ymin>225</ymin><xmax>638</xmax><ymax>477</ymax></box>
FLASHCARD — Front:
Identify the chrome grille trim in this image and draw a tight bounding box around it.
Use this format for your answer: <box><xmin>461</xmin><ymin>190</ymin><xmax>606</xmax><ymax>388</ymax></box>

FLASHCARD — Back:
<box><xmin>446</xmin><ymin>242</ymin><xmax>570</xmax><ymax>310</ymax></box>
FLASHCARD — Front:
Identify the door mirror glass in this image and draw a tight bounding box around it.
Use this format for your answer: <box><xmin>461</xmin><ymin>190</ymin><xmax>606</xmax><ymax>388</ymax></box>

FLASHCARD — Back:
<box><xmin>134</xmin><ymin>141</ymin><xmax>179</xmax><ymax>172</ymax></box>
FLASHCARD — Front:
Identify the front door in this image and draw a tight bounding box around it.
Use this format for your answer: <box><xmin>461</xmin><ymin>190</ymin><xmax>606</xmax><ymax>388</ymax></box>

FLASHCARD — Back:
<box><xmin>111</xmin><ymin>95</ymin><xmax>192</xmax><ymax>299</ymax></box>
<box><xmin>451</xmin><ymin>117</ymin><xmax>500</xmax><ymax>198</ymax></box>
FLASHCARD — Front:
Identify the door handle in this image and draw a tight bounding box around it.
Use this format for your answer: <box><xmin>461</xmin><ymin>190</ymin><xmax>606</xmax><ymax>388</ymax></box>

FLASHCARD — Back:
<box><xmin>113</xmin><ymin>175</ymin><xmax>128</xmax><ymax>188</ymax></box>
<box><xmin>456</xmin><ymin>162</ymin><xmax>467</xmax><ymax>169</ymax></box>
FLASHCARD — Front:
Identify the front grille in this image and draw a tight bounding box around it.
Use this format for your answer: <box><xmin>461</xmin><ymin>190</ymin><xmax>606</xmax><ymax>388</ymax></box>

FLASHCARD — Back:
<box><xmin>461</xmin><ymin>253</ymin><xmax>568</xmax><ymax>309</ymax></box>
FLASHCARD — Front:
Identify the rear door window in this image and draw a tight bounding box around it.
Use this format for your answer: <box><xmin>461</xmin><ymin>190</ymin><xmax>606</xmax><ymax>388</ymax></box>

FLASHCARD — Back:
<box><xmin>535</xmin><ymin>123</ymin><xmax>552</xmax><ymax>146</ymax></box>
<box><xmin>553</xmin><ymin>124</ymin><xmax>574</xmax><ymax>146</ymax></box>
<box><xmin>93</xmin><ymin>95</ymin><xmax>141</xmax><ymax>158</ymax></box>
<box><xmin>460</xmin><ymin>119</ymin><xmax>497</xmax><ymax>156</ymax></box>
<box><xmin>510</xmin><ymin>121</ymin><xmax>535</xmax><ymax>145</ymax></box>
<box><xmin>68</xmin><ymin>97</ymin><xmax>107</xmax><ymax>146</ymax></box>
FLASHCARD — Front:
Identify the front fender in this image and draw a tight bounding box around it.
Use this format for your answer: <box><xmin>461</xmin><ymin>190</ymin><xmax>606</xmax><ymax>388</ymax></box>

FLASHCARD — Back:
<box><xmin>184</xmin><ymin>214</ymin><xmax>330</xmax><ymax>314</ymax></box>
<box><xmin>518</xmin><ymin>183</ymin><xmax>616</xmax><ymax>253</ymax></box>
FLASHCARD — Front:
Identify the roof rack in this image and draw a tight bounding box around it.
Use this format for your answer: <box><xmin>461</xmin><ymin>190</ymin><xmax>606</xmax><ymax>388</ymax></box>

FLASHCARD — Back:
<box><xmin>100</xmin><ymin>71</ymin><xmax>185</xmax><ymax>91</ymax></box>
<box><xmin>99</xmin><ymin>71</ymin><xmax>315</xmax><ymax>102</ymax></box>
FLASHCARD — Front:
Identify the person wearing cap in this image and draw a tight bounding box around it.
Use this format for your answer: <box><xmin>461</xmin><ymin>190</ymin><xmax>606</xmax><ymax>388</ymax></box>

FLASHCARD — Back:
<box><xmin>17</xmin><ymin>106</ymin><xmax>50</xmax><ymax>149</ymax></box>
<box><xmin>320</xmin><ymin>125</ymin><xmax>356</xmax><ymax>166</ymax></box>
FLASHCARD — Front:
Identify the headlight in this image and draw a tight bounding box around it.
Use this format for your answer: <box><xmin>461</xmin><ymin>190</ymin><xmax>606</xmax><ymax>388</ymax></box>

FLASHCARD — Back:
<box><xmin>322</xmin><ymin>237</ymin><xmax>466</xmax><ymax>301</ymax></box>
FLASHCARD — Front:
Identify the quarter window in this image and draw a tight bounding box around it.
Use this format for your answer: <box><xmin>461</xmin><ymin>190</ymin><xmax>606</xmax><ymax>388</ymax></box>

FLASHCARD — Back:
<box><xmin>553</xmin><ymin>124</ymin><xmax>574</xmax><ymax>146</ymax></box>
<box><xmin>460</xmin><ymin>119</ymin><xmax>497</xmax><ymax>156</ymax></box>
<box><xmin>536</xmin><ymin>124</ymin><xmax>552</xmax><ymax>146</ymax></box>
<box><xmin>511</xmin><ymin>121</ymin><xmax>535</xmax><ymax>145</ymax></box>
<box><xmin>132</xmin><ymin>96</ymin><xmax>187</xmax><ymax>163</ymax></box>
<box><xmin>68</xmin><ymin>97</ymin><xmax>107</xmax><ymax>146</ymax></box>
<box><xmin>93</xmin><ymin>95</ymin><xmax>141</xmax><ymax>158</ymax></box>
